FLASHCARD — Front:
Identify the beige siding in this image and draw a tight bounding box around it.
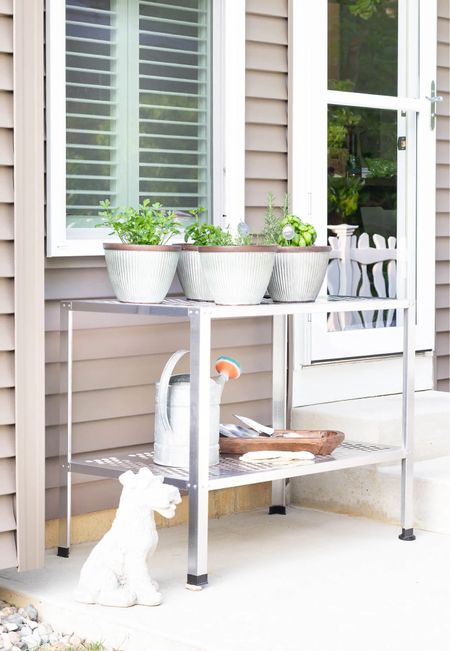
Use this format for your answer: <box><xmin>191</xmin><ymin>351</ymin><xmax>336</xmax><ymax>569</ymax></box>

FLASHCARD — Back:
<box><xmin>436</xmin><ymin>4</ymin><xmax>450</xmax><ymax>392</ymax></box>
<box><xmin>246</xmin><ymin>0</ymin><xmax>288</xmax><ymax>232</ymax></box>
<box><xmin>0</xmin><ymin>0</ymin><xmax>16</xmax><ymax>569</ymax></box>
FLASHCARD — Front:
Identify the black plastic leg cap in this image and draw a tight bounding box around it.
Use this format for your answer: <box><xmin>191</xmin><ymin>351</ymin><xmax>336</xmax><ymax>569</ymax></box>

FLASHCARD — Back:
<box><xmin>269</xmin><ymin>505</ymin><xmax>286</xmax><ymax>515</ymax></box>
<box><xmin>57</xmin><ymin>546</ymin><xmax>70</xmax><ymax>558</ymax></box>
<box><xmin>399</xmin><ymin>528</ymin><xmax>416</xmax><ymax>541</ymax></box>
<box><xmin>187</xmin><ymin>573</ymin><xmax>208</xmax><ymax>586</ymax></box>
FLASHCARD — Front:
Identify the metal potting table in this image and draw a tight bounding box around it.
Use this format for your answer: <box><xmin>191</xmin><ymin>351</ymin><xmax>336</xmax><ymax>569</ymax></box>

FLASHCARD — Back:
<box><xmin>58</xmin><ymin>295</ymin><xmax>416</xmax><ymax>587</ymax></box>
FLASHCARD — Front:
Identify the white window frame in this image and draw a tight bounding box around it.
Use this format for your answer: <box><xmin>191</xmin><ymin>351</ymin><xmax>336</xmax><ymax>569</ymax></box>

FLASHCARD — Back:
<box><xmin>289</xmin><ymin>0</ymin><xmax>437</xmax><ymax>363</ymax></box>
<box><xmin>46</xmin><ymin>0</ymin><xmax>245</xmax><ymax>257</ymax></box>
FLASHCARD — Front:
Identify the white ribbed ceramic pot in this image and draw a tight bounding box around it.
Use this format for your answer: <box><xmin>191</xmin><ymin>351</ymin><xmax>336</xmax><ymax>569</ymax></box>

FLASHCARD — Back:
<box><xmin>177</xmin><ymin>245</ymin><xmax>213</xmax><ymax>301</ymax></box>
<box><xmin>268</xmin><ymin>246</ymin><xmax>331</xmax><ymax>302</ymax></box>
<box><xmin>199</xmin><ymin>246</ymin><xmax>277</xmax><ymax>305</ymax></box>
<box><xmin>104</xmin><ymin>243</ymin><xmax>180</xmax><ymax>303</ymax></box>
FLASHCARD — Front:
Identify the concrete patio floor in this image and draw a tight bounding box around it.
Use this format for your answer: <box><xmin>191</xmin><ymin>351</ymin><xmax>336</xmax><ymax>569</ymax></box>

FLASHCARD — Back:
<box><xmin>1</xmin><ymin>506</ymin><xmax>449</xmax><ymax>651</ymax></box>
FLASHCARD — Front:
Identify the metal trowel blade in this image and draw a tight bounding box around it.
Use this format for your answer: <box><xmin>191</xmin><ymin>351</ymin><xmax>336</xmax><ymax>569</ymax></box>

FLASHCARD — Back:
<box><xmin>233</xmin><ymin>415</ymin><xmax>274</xmax><ymax>436</ymax></box>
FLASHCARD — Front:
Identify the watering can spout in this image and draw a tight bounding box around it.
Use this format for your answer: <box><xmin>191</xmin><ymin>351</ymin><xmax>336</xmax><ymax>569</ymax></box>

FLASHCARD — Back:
<box><xmin>214</xmin><ymin>356</ymin><xmax>241</xmax><ymax>396</ymax></box>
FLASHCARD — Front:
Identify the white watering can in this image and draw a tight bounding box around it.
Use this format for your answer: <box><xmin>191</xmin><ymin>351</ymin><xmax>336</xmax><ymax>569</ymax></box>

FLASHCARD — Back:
<box><xmin>154</xmin><ymin>349</ymin><xmax>241</xmax><ymax>468</ymax></box>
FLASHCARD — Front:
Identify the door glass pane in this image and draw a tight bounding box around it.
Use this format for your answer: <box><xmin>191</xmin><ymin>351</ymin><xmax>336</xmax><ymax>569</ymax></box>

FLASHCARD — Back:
<box><xmin>327</xmin><ymin>106</ymin><xmax>398</xmax><ymax>331</ymax></box>
<box><xmin>328</xmin><ymin>0</ymin><xmax>398</xmax><ymax>96</ymax></box>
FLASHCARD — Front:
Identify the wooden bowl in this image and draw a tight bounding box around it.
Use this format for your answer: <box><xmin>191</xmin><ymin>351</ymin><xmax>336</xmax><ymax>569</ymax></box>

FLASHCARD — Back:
<box><xmin>219</xmin><ymin>429</ymin><xmax>345</xmax><ymax>456</ymax></box>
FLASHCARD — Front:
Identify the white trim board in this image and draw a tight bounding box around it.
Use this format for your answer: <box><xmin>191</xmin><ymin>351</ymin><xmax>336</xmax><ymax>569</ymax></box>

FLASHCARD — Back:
<box><xmin>291</xmin><ymin>353</ymin><xmax>434</xmax><ymax>408</ymax></box>
<box><xmin>14</xmin><ymin>0</ymin><xmax>46</xmax><ymax>571</ymax></box>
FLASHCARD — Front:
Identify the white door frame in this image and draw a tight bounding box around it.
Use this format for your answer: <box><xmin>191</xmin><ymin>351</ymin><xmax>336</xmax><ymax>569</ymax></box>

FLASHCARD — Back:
<box><xmin>289</xmin><ymin>0</ymin><xmax>436</xmax><ymax>367</ymax></box>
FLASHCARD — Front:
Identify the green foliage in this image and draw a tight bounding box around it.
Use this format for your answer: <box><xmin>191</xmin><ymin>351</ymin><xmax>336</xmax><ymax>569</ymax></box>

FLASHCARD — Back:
<box><xmin>185</xmin><ymin>222</ymin><xmax>234</xmax><ymax>246</ymax></box>
<box><xmin>184</xmin><ymin>209</ymin><xmax>255</xmax><ymax>246</ymax></box>
<box><xmin>347</xmin><ymin>0</ymin><xmax>383</xmax><ymax>20</ymax></box>
<box><xmin>97</xmin><ymin>199</ymin><xmax>180</xmax><ymax>245</ymax></box>
<box><xmin>328</xmin><ymin>104</ymin><xmax>362</xmax><ymax>160</ymax></box>
<box><xmin>366</xmin><ymin>157</ymin><xmax>397</xmax><ymax>178</ymax></box>
<box><xmin>278</xmin><ymin>214</ymin><xmax>317</xmax><ymax>248</ymax></box>
<box><xmin>234</xmin><ymin>231</ymin><xmax>253</xmax><ymax>246</ymax></box>
<box><xmin>328</xmin><ymin>177</ymin><xmax>363</xmax><ymax>218</ymax></box>
<box><xmin>262</xmin><ymin>192</ymin><xmax>283</xmax><ymax>245</ymax></box>
<box><xmin>184</xmin><ymin>211</ymin><xmax>233</xmax><ymax>246</ymax></box>
<box><xmin>263</xmin><ymin>193</ymin><xmax>317</xmax><ymax>247</ymax></box>
<box><xmin>329</xmin><ymin>106</ymin><xmax>362</xmax><ymax>130</ymax></box>
<box><xmin>328</xmin><ymin>124</ymin><xmax>348</xmax><ymax>158</ymax></box>
<box><xmin>333</xmin><ymin>1</ymin><xmax>397</xmax><ymax>96</ymax></box>
<box><xmin>328</xmin><ymin>79</ymin><xmax>356</xmax><ymax>92</ymax></box>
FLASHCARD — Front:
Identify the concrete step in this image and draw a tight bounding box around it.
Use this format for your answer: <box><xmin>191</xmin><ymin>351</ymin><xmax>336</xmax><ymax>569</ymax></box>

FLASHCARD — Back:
<box><xmin>290</xmin><ymin>455</ymin><xmax>450</xmax><ymax>535</ymax></box>
<box><xmin>291</xmin><ymin>390</ymin><xmax>450</xmax><ymax>461</ymax></box>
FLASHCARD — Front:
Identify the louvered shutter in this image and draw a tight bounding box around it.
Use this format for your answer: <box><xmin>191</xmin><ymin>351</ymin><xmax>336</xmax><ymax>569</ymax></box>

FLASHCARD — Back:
<box><xmin>65</xmin><ymin>0</ymin><xmax>210</xmax><ymax>232</ymax></box>
<box><xmin>66</xmin><ymin>0</ymin><xmax>117</xmax><ymax>229</ymax></box>
<box><xmin>139</xmin><ymin>0</ymin><xmax>210</xmax><ymax>211</ymax></box>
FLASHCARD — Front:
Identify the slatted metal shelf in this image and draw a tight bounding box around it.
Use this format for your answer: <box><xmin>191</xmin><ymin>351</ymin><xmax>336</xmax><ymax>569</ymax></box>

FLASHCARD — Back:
<box><xmin>70</xmin><ymin>441</ymin><xmax>405</xmax><ymax>491</ymax></box>
<box><xmin>67</xmin><ymin>295</ymin><xmax>410</xmax><ymax>319</ymax></box>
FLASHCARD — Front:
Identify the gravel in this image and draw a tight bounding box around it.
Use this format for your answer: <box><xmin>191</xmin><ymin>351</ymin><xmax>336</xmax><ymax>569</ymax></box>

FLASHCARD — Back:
<box><xmin>0</xmin><ymin>601</ymin><xmax>115</xmax><ymax>651</ymax></box>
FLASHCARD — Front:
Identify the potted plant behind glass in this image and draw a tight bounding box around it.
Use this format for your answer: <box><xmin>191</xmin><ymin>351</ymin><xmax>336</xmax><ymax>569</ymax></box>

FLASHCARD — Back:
<box><xmin>264</xmin><ymin>194</ymin><xmax>331</xmax><ymax>302</ymax></box>
<box><xmin>98</xmin><ymin>199</ymin><xmax>181</xmax><ymax>303</ymax></box>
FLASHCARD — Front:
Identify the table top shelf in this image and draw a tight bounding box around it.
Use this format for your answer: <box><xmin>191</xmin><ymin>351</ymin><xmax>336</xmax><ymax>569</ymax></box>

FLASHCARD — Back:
<box><xmin>64</xmin><ymin>295</ymin><xmax>410</xmax><ymax>320</ymax></box>
<box><xmin>70</xmin><ymin>442</ymin><xmax>405</xmax><ymax>491</ymax></box>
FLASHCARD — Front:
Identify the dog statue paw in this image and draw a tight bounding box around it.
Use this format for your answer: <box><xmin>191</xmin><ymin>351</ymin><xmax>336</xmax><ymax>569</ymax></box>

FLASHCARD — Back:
<box><xmin>74</xmin><ymin>467</ymin><xmax>181</xmax><ymax>607</ymax></box>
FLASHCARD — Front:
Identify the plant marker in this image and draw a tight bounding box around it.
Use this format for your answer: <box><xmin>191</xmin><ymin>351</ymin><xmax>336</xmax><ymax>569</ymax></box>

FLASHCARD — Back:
<box><xmin>282</xmin><ymin>223</ymin><xmax>295</xmax><ymax>241</ymax></box>
<box><xmin>237</xmin><ymin>222</ymin><xmax>250</xmax><ymax>237</ymax></box>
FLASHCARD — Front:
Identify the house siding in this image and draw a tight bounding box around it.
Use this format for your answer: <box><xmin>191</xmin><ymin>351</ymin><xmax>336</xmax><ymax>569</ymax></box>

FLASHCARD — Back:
<box><xmin>436</xmin><ymin>1</ymin><xmax>450</xmax><ymax>392</ymax></box>
<box><xmin>0</xmin><ymin>0</ymin><xmax>16</xmax><ymax>569</ymax></box>
<box><xmin>44</xmin><ymin>0</ymin><xmax>288</xmax><ymax>520</ymax></box>
<box><xmin>246</xmin><ymin>0</ymin><xmax>288</xmax><ymax>231</ymax></box>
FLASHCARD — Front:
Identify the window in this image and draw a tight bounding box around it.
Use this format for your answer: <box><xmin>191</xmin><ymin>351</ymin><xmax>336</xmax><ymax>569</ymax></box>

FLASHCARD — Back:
<box><xmin>47</xmin><ymin>0</ymin><xmax>232</xmax><ymax>256</ymax></box>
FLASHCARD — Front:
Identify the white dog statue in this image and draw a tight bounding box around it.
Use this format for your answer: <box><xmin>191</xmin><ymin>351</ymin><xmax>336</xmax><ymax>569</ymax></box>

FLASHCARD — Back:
<box><xmin>74</xmin><ymin>467</ymin><xmax>181</xmax><ymax>607</ymax></box>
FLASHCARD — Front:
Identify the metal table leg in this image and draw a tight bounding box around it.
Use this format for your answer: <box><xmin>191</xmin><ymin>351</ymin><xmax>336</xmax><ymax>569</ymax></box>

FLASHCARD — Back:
<box><xmin>269</xmin><ymin>314</ymin><xmax>288</xmax><ymax>515</ymax></box>
<box><xmin>399</xmin><ymin>304</ymin><xmax>416</xmax><ymax>541</ymax></box>
<box><xmin>58</xmin><ymin>302</ymin><xmax>73</xmax><ymax>557</ymax></box>
<box><xmin>186</xmin><ymin>308</ymin><xmax>212</xmax><ymax>586</ymax></box>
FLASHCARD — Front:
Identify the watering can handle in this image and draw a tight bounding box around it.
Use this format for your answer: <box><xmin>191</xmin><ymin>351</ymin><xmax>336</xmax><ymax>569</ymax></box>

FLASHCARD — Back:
<box><xmin>159</xmin><ymin>349</ymin><xmax>189</xmax><ymax>434</ymax></box>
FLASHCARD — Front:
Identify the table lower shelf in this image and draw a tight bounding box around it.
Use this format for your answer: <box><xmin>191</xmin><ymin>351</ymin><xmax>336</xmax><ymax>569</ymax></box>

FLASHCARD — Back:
<box><xmin>69</xmin><ymin>441</ymin><xmax>405</xmax><ymax>491</ymax></box>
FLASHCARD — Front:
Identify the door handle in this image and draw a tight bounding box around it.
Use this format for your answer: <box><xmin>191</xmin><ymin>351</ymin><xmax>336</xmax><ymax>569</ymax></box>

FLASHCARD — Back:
<box><xmin>426</xmin><ymin>81</ymin><xmax>443</xmax><ymax>130</ymax></box>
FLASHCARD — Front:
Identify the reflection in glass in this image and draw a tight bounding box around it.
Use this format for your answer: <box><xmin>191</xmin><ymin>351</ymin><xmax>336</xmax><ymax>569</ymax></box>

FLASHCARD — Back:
<box><xmin>327</xmin><ymin>106</ymin><xmax>398</xmax><ymax>330</ymax></box>
<box><xmin>328</xmin><ymin>0</ymin><xmax>398</xmax><ymax>96</ymax></box>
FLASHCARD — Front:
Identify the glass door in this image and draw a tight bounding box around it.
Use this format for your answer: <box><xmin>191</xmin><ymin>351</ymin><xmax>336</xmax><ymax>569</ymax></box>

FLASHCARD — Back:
<box><xmin>290</xmin><ymin>0</ymin><xmax>436</xmax><ymax>362</ymax></box>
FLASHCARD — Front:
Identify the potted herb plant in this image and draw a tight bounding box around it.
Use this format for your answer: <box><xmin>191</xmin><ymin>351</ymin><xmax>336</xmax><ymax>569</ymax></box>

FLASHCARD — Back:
<box><xmin>196</xmin><ymin>222</ymin><xmax>276</xmax><ymax>306</ymax></box>
<box><xmin>98</xmin><ymin>199</ymin><xmax>181</xmax><ymax>303</ymax></box>
<box><xmin>263</xmin><ymin>194</ymin><xmax>331</xmax><ymax>302</ymax></box>
<box><xmin>178</xmin><ymin>211</ymin><xmax>276</xmax><ymax>305</ymax></box>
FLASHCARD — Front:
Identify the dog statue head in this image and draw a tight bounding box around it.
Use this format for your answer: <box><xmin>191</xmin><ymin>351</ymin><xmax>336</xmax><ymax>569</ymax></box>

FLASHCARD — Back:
<box><xmin>118</xmin><ymin>467</ymin><xmax>182</xmax><ymax>519</ymax></box>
